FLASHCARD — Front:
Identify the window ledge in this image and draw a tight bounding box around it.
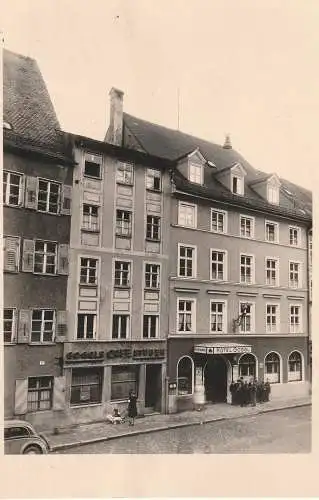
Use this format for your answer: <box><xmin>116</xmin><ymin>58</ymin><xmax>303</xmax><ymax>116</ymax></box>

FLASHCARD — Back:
<box><xmin>116</xmin><ymin>181</ymin><xmax>134</xmax><ymax>187</ymax></box>
<box><xmin>145</xmin><ymin>238</ymin><xmax>161</xmax><ymax>243</ymax></box>
<box><xmin>70</xmin><ymin>403</ymin><xmax>102</xmax><ymax>408</ymax></box>
<box><xmin>114</xmin><ymin>285</ymin><xmax>131</xmax><ymax>290</ymax></box>
<box><xmin>29</xmin><ymin>342</ymin><xmax>56</xmax><ymax>346</ymax></box>
<box><xmin>4</xmin><ymin>342</ymin><xmax>17</xmax><ymax>346</ymax></box>
<box><xmin>83</xmin><ymin>175</ymin><xmax>102</xmax><ymax>181</ymax></box>
<box><xmin>79</xmin><ymin>283</ymin><xmax>98</xmax><ymax>287</ymax></box>
<box><xmin>81</xmin><ymin>228</ymin><xmax>100</xmax><ymax>234</ymax></box>
<box><xmin>146</xmin><ymin>188</ymin><xmax>162</xmax><ymax>194</ymax></box>
<box><xmin>115</xmin><ymin>234</ymin><xmax>132</xmax><ymax>239</ymax></box>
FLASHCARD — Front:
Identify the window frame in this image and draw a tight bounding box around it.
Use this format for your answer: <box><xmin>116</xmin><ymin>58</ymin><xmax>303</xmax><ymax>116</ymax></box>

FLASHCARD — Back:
<box><xmin>33</xmin><ymin>240</ymin><xmax>57</xmax><ymax>275</ymax></box>
<box><xmin>83</xmin><ymin>153</ymin><xmax>102</xmax><ymax>180</ymax></box>
<box><xmin>116</xmin><ymin>161</ymin><xmax>134</xmax><ymax>185</ymax></box>
<box><xmin>114</xmin><ymin>260</ymin><xmax>131</xmax><ymax>288</ymax></box>
<box><xmin>210</xmin><ymin>299</ymin><xmax>227</xmax><ymax>334</ymax></box>
<box><xmin>289</xmin><ymin>226</ymin><xmax>301</xmax><ymax>247</ymax></box>
<box><xmin>177</xmin><ymin>355</ymin><xmax>194</xmax><ymax>395</ymax></box>
<box><xmin>144</xmin><ymin>262</ymin><xmax>160</xmax><ymax>290</ymax></box>
<box><xmin>265</xmin><ymin>220</ymin><xmax>279</xmax><ymax>243</ymax></box>
<box><xmin>79</xmin><ymin>257</ymin><xmax>99</xmax><ymax>286</ymax></box>
<box><xmin>265</xmin><ymin>303</ymin><xmax>280</xmax><ymax>334</ymax></box>
<box><xmin>143</xmin><ymin>314</ymin><xmax>159</xmax><ymax>339</ymax></box>
<box><xmin>239</xmin><ymin>301</ymin><xmax>255</xmax><ymax>334</ymax></box>
<box><xmin>264</xmin><ymin>351</ymin><xmax>281</xmax><ymax>384</ymax></box>
<box><xmin>37</xmin><ymin>177</ymin><xmax>61</xmax><ymax>215</ymax></box>
<box><xmin>211</xmin><ymin>208</ymin><xmax>228</xmax><ymax>234</ymax></box>
<box><xmin>3</xmin><ymin>170</ymin><xmax>24</xmax><ymax>207</ymax></box>
<box><xmin>115</xmin><ymin>209</ymin><xmax>132</xmax><ymax>238</ymax></box>
<box><xmin>178</xmin><ymin>243</ymin><xmax>197</xmax><ymax>279</ymax></box>
<box><xmin>239</xmin><ymin>253</ymin><xmax>255</xmax><ymax>285</ymax></box>
<box><xmin>70</xmin><ymin>367</ymin><xmax>103</xmax><ymax>406</ymax></box>
<box><xmin>188</xmin><ymin>162</ymin><xmax>203</xmax><ymax>185</ymax></box>
<box><xmin>112</xmin><ymin>314</ymin><xmax>130</xmax><ymax>339</ymax></box>
<box><xmin>210</xmin><ymin>248</ymin><xmax>228</xmax><ymax>281</ymax></box>
<box><xmin>76</xmin><ymin>313</ymin><xmax>97</xmax><ymax>340</ymax></box>
<box><xmin>27</xmin><ymin>376</ymin><xmax>54</xmax><ymax>412</ymax></box>
<box><xmin>267</xmin><ymin>184</ymin><xmax>279</xmax><ymax>205</ymax></box>
<box><xmin>289</xmin><ymin>260</ymin><xmax>302</xmax><ymax>288</ymax></box>
<box><xmin>231</xmin><ymin>174</ymin><xmax>244</xmax><ymax>196</ymax></box>
<box><xmin>287</xmin><ymin>351</ymin><xmax>303</xmax><ymax>382</ymax></box>
<box><xmin>289</xmin><ymin>303</ymin><xmax>302</xmax><ymax>334</ymax></box>
<box><xmin>111</xmin><ymin>365</ymin><xmax>139</xmax><ymax>402</ymax></box>
<box><xmin>146</xmin><ymin>168</ymin><xmax>161</xmax><ymax>192</ymax></box>
<box><xmin>265</xmin><ymin>257</ymin><xmax>279</xmax><ymax>287</ymax></box>
<box><xmin>239</xmin><ymin>215</ymin><xmax>255</xmax><ymax>239</ymax></box>
<box><xmin>176</xmin><ymin>297</ymin><xmax>196</xmax><ymax>334</ymax></box>
<box><xmin>177</xmin><ymin>201</ymin><xmax>197</xmax><ymax>228</ymax></box>
<box><xmin>30</xmin><ymin>309</ymin><xmax>56</xmax><ymax>343</ymax></box>
<box><xmin>3</xmin><ymin>308</ymin><xmax>17</xmax><ymax>344</ymax></box>
<box><xmin>146</xmin><ymin>214</ymin><xmax>161</xmax><ymax>241</ymax></box>
<box><xmin>238</xmin><ymin>353</ymin><xmax>257</xmax><ymax>379</ymax></box>
<box><xmin>82</xmin><ymin>203</ymin><xmax>100</xmax><ymax>232</ymax></box>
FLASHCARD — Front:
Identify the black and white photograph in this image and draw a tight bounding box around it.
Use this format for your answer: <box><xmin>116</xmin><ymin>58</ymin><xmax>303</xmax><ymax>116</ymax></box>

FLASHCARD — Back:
<box><xmin>1</xmin><ymin>0</ymin><xmax>317</xmax><ymax>496</ymax></box>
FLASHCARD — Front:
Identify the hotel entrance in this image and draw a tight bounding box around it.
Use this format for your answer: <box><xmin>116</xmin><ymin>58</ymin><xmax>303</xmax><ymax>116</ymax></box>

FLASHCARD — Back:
<box><xmin>204</xmin><ymin>356</ymin><xmax>227</xmax><ymax>403</ymax></box>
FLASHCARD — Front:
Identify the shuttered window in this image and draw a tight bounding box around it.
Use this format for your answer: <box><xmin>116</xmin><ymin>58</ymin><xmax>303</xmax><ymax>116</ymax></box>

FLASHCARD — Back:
<box><xmin>3</xmin><ymin>236</ymin><xmax>20</xmax><ymax>272</ymax></box>
<box><xmin>31</xmin><ymin>309</ymin><xmax>55</xmax><ymax>343</ymax></box>
<box><xmin>27</xmin><ymin>377</ymin><xmax>53</xmax><ymax>411</ymax></box>
<box><xmin>34</xmin><ymin>241</ymin><xmax>57</xmax><ymax>274</ymax></box>
<box><xmin>3</xmin><ymin>171</ymin><xmax>24</xmax><ymax>206</ymax></box>
<box><xmin>37</xmin><ymin>179</ymin><xmax>60</xmax><ymax>214</ymax></box>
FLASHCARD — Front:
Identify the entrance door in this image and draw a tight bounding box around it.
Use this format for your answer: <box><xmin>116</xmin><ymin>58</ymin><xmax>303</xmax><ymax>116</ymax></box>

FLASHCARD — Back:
<box><xmin>204</xmin><ymin>356</ymin><xmax>227</xmax><ymax>403</ymax></box>
<box><xmin>145</xmin><ymin>365</ymin><xmax>162</xmax><ymax>412</ymax></box>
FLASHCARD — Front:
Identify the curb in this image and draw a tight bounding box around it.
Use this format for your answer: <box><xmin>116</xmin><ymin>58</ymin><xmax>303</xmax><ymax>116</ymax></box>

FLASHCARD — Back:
<box><xmin>51</xmin><ymin>401</ymin><xmax>311</xmax><ymax>452</ymax></box>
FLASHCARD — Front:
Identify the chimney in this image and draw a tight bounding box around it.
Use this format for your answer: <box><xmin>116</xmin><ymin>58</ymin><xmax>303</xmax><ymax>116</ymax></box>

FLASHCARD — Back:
<box><xmin>106</xmin><ymin>87</ymin><xmax>124</xmax><ymax>145</ymax></box>
<box><xmin>223</xmin><ymin>133</ymin><xmax>232</xmax><ymax>149</ymax></box>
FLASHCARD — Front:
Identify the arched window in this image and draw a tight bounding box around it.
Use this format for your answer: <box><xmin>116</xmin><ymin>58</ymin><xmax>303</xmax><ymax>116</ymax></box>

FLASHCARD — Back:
<box><xmin>177</xmin><ymin>356</ymin><xmax>193</xmax><ymax>395</ymax></box>
<box><xmin>238</xmin><ymin>354</ymin><xmax>256</xmax><ymax>380</ymax></box>
<box><xmin>288</xmin><ymin>351</ymin><xmax>302</xmax><ymax>382</ymax></box>
<box><xmin>264</xmin><ymin>352</ymin><xmax>280</xmax><ymax>383</ymax></box>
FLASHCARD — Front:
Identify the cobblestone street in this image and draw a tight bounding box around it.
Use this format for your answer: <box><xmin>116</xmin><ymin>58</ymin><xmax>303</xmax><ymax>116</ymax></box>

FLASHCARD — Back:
<box><xmin>56</xmin><ymin>406</ymin><xmax>311</xmax><ymax>454</ymax></box>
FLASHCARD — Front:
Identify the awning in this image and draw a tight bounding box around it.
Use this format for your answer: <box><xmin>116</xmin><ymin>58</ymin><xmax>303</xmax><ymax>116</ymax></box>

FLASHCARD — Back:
<box><xmin>194</xmin><ymin>343</ymin><xmax>252</xmax><ymax>355</ymax></box>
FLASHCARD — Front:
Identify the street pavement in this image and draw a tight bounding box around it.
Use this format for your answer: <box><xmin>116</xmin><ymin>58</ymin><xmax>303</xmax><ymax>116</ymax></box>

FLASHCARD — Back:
<box><xmin>54</xmin><ymin>406</ymin><xmax>311</xmax><ymax>454</ymax></box>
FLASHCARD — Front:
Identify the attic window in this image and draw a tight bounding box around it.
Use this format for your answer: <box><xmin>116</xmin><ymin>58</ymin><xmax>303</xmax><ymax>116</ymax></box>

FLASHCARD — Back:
<box><xmin>189</xmin><ymin>163</ymin><xmax>203</xmax><ymax>185</ymax></box>
<box><xmin>3</xmin><ymin>122</ymin><xmax>12</xmax><ymax>130</ymax></box>
<box><xmin>231</xmin><ymin>175</ymin><xmax>244</xmax><ymax>196</ymax></box>
<box><xmin>84</xmin><ymin>153</ymin><xmax>102</xmax><ymax>179</ymax></box>
<box><xmin>267</xmin><ymin>185</ymin><xmax>279</xmax><ymax>205</ymax></box>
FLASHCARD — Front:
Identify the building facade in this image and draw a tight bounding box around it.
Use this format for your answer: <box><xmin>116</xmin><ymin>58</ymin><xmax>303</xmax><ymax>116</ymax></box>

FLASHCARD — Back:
<box><xmin>3</xmin><ymin>50</ymin><xmax>74</xmax><ymax>429</ymax></box>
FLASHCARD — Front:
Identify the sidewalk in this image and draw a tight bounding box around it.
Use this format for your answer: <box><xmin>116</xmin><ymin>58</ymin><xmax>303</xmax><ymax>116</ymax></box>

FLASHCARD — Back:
<box><xmin>49</xmin><ymin>395</ymin><xmax>311</xmax><ymax>452</ymax></box>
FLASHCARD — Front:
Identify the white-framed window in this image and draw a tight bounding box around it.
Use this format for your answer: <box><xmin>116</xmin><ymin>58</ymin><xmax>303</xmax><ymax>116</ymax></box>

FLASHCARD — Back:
<box><xmin>177</xmin><ymin>298</ymin><xmax>196</xmax><ymax>333</ymax></box>
<box><xmin>143</xmin><ymin>315</ymin><xmax>159</xmax><ymax>338</ymax></box>
<box><xmin>210</xmin><ymin>249</ymin><xmax>227</xmax><ymax>281</ymax></box>
<box><xmin>264</xmin><ymin>352</ymin><xmax>281</xmax><ymax>383</ymax></box>
<box><xmin>84</xmin><ymin>153</ymin><xmax>102</xmax><ymax>179</ymax></box>
<box><xmin>114</xmin><ymin>261</ymin><xmax>131</xmax><ymax>287</ymax></box>
<box><xmin>34</xmin><ymin>241</ymin><xmax>57</xmax><ymax>274</ymax></box>
<box><xmin>266</xmin><ymin>304</ymin><xmax>279</xmax><ymax>333</ymax></box>
<box><xmin>178</xmin><ymin>244</ymin><xmax>196</xmax><ymax>278</ymax></box>
<box><xmin>37</xmin><ymin>179</ymin><xmax>61</xmax><ymax>214</ymax></box>
<box><xmin>27</xmin><ymin>376</ymin><xmax>54</xmax><ymax>411</ymax></box>
<box><xmin>116</xmin><ymin>162</ymin><xmax>134</xmax><ymax>185</ymax></box>
<box><xmin>289</xmin><ymin>226</ymin><xmax>301</xmax><ymax>246</ymax></box>
<box><xmin>146</xmin><ymin>215</ymin><xmax>161</xmax><ymax>240</ymax></box>
<box><xmin>239</xmin><ymin>354</ymin><xmax>256</xmax><ymax>379</ymax></box>
<box><xmin>80</xmin><ymin>257</ymin><xmax>98</xmax><ymax>285</ymax></box>
<box><xmin>144</xmin><ymin>263</ymin><xmax>160</xmax><ymax>289</ymax></box>
<box><xmin>77</xmin><ymin>313</ymin><xmax>96</xmax><ymax>339</ymax></box>
<box><xmin>178</xmin><ymin>201</ymin><xmax>197</xmax><ymax>228</ymax></box>
<box><xmin>240</xmin><ymin>215</ymin><xmax>254</xmax><ymax>238</ymax></box>
<box><xmin>240</xmin><ymin>254</ymin><xmax>254</xmax><ymax>284</ymax></box>
<box><xmin>3</xmin><ymin>308</ymin><xmax>17</xmax><ymax>343</ymax></box>
<box><xmin>267</xmin><ymin>185</ymin><xmax>279</xmax><ymax>205</ymax></box>
<box><xmin>288</xmin><ymin>351</ymin><xmax>302</xmax><ymax>381</ymax></box>
<box><xmin>289</xmin><ymin>304</ymin><xmax>302</xmax><ymax>333</ymax></box>
<box><xmin>116</xmin><ymin>209</ymin><xmax>132</xmax><ymax>237</ymax></box>
<box><xmin>3</xmin><ymin>171</ymin><xmax>24</xmax><ymax>207</ymax></box>
<box><xmin>239</xmin><ymin>302</ymin><xmax>254</xmax><ymax>334</ymax></box>
<box><xmin>82</xmin><ymin>204</ymin><xmax>99</xmax><ymax>232</ymax></box>
<box><xmin>231</xmin><ymin>175</ymin><xmax>244</xmax><ymax>195</ymax></box>
<box><xmin>211</xmin><ymin>209</ymin><xmax>227</xmax><ymax>234</ymax></box>
<box><xmin>189</xmin><ymin>163</ymin><xmax>203</xmax><ymax>184</ymax></box>
<box><xmin>31</xmin><ymin>309</ymin><xmax>55</xmax><ymax>343</ymax></box>
<box><xmin>177</xmin><ymin>356</ymin><xmax>194</xmax><ymax>395</ymax></box>
<box><xmin>265</xmin><ymin>258</ymin><xmax>279</xmax><ymax>286</ymax></box>
<box><xmin>146</xmin><ymin>168</ymin><xmax>161</xmax><ymax>191</ymax></box>
<box><xmin>210</xmin><ymin>300</ymin><xmax>227</xmax><ymax>333</ymax></box>
<box><xmin>265</xmin><ymin>220</ymin><xmax>279</xmax><ymax>243</ymax></box>
<box><xmin>112</xmin><ymin>314</ymin><xmax>130</xmax><ymax>339</ymax></box>
<box><xmin>289</xmin><ymin>261</ymin><xmax>302</xmax><ymax>288</ymax></box>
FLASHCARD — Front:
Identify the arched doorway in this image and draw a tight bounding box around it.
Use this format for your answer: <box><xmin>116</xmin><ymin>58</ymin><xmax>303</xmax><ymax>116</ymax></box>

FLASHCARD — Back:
<box><xmin>204</xmin><ymin>356</ymin><xmax>228</xmax><ymax>403</ymax></box>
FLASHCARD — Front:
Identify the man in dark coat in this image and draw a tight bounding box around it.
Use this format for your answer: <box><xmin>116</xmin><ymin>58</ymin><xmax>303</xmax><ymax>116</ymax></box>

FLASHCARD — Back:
<box><xmin>264</xmin><ymin>380</ymin><xmax>271</xmax><ymax>402</ymax></box>
<box><xmin>230</xmin><ymin>381</ymin><xmax>236</xmax><ymax>405</ymax></box>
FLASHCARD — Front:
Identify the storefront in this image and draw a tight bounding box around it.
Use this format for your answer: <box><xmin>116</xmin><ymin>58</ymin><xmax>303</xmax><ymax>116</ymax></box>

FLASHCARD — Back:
<box><xmin>59</xmin><ymin>341</ymin><xmax>167</xmax><ymax>426</ymax></box>
<box><xmin>167</xmin><ymin>337</ymin><xmax>309</xmax><ymax>413</ymax></box>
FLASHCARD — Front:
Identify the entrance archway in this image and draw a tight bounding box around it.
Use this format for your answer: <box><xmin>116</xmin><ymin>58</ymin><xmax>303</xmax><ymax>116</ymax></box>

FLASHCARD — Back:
<box><xmin>204</xmin><ymin>356</ymin><xmax>228</xmax><ymax>403</ymax></box>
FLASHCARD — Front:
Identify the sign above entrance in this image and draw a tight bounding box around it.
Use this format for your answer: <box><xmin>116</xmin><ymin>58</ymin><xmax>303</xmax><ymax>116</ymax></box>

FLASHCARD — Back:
<box><xmin>194</xmin><ymin>343</ymin><xmax>252</xmax><ymax>355</ymax></box>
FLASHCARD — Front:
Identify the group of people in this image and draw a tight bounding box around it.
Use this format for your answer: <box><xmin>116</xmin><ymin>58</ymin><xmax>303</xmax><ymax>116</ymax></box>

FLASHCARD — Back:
<box><xmin>229</xmin><ymin>378</ymin><xmax>271</xmax><ymax>407</ymax></box>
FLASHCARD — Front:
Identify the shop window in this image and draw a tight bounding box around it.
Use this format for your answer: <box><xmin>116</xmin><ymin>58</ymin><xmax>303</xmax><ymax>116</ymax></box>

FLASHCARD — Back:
<box><xmin>27</xmin><ymin>376</ymin><xmax>53</xmax><ymax>411</ymax></box>
<box><xmin>111</xmin><ymin>365</ymin><xmax>139</xmax><ymax>401</ymax></box>
<box><xmin>288</xmin><ymin>351</ymin><xmax>302</xmax><ymax>382</ymax></box>
<box><xmin>177</xmin><ymin>356</ymin><xmax>193</xmax><ymax>395</ymax></box>
<box><xmin>264</xmin><ymin>352</ymin><xmax>280</xmax><ymax>383</ymax></box>
<box><xmin>70</xmin><ymin>367</ymin><xmax>103</xmax><ymax>406</ymax></box>
<box><xmin>238</xmin><ymin>354</ymin><xmax>256</xmax><ymax>380</ymax></box>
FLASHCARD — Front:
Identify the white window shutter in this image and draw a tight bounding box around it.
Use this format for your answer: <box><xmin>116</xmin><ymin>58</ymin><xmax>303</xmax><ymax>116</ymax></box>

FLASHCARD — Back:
<box><xmin>17</xmin><ymin>309</ymin><xmax>32</xmax><ymax>343</ymax></box>
<box><xmin>14</xmin><ymin>379</ymin><xmax>28</xmax><ymax>415</ymax></box>
<box><xmin>58</xmin><ymin>244</ymin><xmax>69</xmax><ymax>275</ymax></box>
<box><xmin>22</xmin><ymin>239</ymin><xmax>35</xmax><ymax>272</ymax></box>
<box><xmin>24</xmin><ymin>176</ymin><xmax>38</xmax><ymax>209</ymax></box>
<box><xmin>56</xmin><ymin>310</ymin><xmax>68</xmax><ymax>342</ymax></box>
<box><xmin>53</xmin><ymin>376</ymin><xmax>66</xmax><ymax>410</ymax></box>
<box><xmin>61</xmin><ymin>184</ymin><xmax>72</xmax><ymax>215</ymax></box>
<box><xmin>3</xmin><ymin>236</ymin><xmax>20</xmax><ymax>272</ymax></box>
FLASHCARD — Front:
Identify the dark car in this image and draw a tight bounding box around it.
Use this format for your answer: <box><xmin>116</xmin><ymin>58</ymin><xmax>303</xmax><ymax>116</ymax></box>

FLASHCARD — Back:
<box><xmin>4</xmin><ymin>419</ymin><xmax>50</xmax><ymax>454</ymax></box>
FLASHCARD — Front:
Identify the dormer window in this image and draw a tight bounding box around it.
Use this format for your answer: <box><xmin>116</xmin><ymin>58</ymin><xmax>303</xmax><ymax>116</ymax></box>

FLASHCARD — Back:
<box><xmin>267</xmin><ymin>185</ymin><xmax>279</xmax><ymax>205</ymax></box>
<box><xmin>231</xmin><ymin>175</ymin><xmax>244</xmax><ymax>195</ymax></box>
<box><xmin>189</xmin><ymin>163</ymin><xmax>203</xmax><ymax>185</ymax></box>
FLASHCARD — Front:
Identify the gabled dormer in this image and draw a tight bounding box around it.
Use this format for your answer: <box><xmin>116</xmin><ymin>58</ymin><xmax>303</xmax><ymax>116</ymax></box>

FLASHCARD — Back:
<box><xmin>250</xmin><ymin>173</ymin><xmax>281</xmax><ymax>205</ymax></box>
<box><xmin>215</xmin><ymin>162</ymin><xmax>247</xmax><ymax>196</ymax></box>
<box><xmin>176</xmin><ymin>148</ymin><xmax>210</xmax><ymax>186</ymax></box>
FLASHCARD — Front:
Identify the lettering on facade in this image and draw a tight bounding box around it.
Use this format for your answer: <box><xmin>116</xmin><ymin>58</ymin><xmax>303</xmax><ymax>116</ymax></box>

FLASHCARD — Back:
<box><xmin>65</xmin><ymin>351</ymin><xmax>105</xmax><ymax>362</ymax></box>
<box><xmin>64</xmin><ymin>347</ymin><xmax>166</xmax><ymax>363</ymax></box>
<box><xmin>194</xmin><ymin>345</ymin><xmax>251</xmax><ymax>355</ymax></box>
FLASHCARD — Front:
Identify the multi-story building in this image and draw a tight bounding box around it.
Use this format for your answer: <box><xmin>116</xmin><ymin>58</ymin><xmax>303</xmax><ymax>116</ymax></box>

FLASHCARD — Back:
<box><xmin>57</xmin><ymin>89</ymin><xmax>173</xmax><ymax>425</ymax></box>
<box><xmin>3</xmin><ymin>49</ymin><xmax>74</xmax><ymax>428</ymax></box>
<box><xmin>117</xmin><ymin>106</ymin><xmax>312</xmax><ymax>412</ymax></box>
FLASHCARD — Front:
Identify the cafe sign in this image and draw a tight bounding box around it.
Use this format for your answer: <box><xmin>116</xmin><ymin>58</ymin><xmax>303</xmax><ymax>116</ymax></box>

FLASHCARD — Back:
<box><xmin>65</xmin><ymin>347</ymin><xmax>166</xmax><ymax>363</ymax></box>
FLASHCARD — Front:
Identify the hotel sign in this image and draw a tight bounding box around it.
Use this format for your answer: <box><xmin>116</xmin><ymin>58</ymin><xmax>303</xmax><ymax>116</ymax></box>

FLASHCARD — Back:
<box><xmin>194</xmin><ymin>345</ymin><xmax>251</xmax><ymax>355</ymax></box>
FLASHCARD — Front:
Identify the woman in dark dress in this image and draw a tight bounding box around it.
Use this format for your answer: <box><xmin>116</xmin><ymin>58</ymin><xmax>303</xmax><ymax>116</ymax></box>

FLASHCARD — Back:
<box><xmin>128</xmin><ymin>390</ymin><xmax>137</xmax><ymax>426</ymax></box>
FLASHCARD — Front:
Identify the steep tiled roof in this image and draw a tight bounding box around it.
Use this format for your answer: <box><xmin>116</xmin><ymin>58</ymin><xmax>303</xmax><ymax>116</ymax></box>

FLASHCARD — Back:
<box><xmin>3</xmin><ymin>49</ymin><xmax>66</xmax><ymax>154</ymax></box>
<box><xmin>123</xmin><ymin>112</ymin><xmax>312</xmax><ymax>218</ymax></box>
